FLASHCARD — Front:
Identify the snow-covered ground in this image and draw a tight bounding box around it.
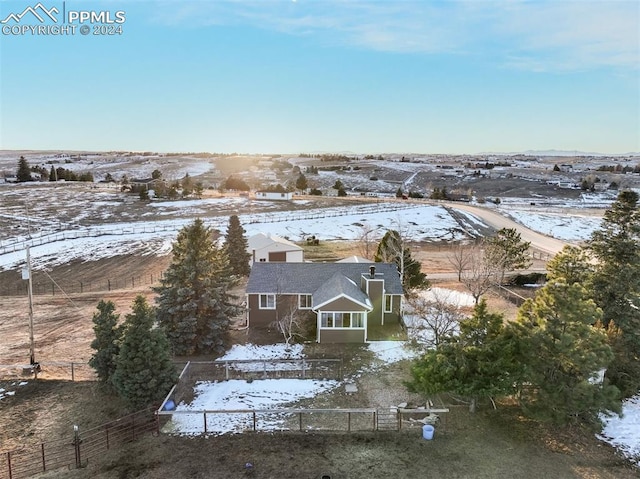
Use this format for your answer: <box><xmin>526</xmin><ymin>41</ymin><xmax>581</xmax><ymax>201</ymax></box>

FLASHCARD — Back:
<box><xmin>169</xmin><ymin>378</ymin><xmax>340</xmax><ymax>435</ymax></box>
<box><xmin>166</xmin><ymin>341</ymin><xmax>414</xmax><ymax>435</ymax></box>
<box><xmin>599</xmin><ymin>395</ymin><xmax>640</xmax><ymax>466</ymax></box>
<box><xmin>0</xmin><ymin>202</ymin><xmax>472</xmax><ymax>270</ymax></box>
<box><xmin>501</xmin><ymin>210</ymin><xmax>602</xmax><ymax>242</ymax></box>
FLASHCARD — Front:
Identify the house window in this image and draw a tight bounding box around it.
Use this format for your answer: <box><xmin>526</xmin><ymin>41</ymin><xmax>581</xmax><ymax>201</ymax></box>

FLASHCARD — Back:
<box><xmin>299</xmin><ymin>294</ymin><xmax>312</xmax><ymax>309</ymax></box>
<box><xmin>384</xmin><ymin>295</ymin><xmax>393</xmax><ymax>313</ymax></box>
<box><xmin>259</xmin><ymin>294</ymin><xmax>275</xmax><ymax>309</ymax></box>
<box><xmin>320</xmin><ymin>312</ymin><xmax>365</xmax><ymax>328</ymax></box>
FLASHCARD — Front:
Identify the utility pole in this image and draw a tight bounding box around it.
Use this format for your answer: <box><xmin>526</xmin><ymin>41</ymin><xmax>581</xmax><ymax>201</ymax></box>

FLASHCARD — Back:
<box><xmin>24</xmin><ymin>246</ymin><xmax>37</xmax><ymax>373</ymax></box>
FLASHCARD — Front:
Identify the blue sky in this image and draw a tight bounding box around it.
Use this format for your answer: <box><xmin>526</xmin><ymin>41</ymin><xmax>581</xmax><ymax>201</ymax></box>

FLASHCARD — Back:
<box><xmin>0</xmin><ymin>0</ymin><xmax>638</xmax><ymax>154</ymax></box>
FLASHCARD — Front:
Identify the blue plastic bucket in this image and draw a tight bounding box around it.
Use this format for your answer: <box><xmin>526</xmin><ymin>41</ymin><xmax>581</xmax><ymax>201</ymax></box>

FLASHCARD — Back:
<box><xmin>422</xmin><ymin>424</ymin><xmax>435</xmax><ymax>440</ymax></box>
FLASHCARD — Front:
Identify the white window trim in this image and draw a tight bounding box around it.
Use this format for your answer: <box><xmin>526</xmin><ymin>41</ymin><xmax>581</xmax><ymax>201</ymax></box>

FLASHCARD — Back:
<box><xmin>384</xmin><ymin>294</ymin><xmax>393</xmax><ymax>313</ymax></box>
<box><xmin>259</xmin><ymin>294</ymin><xmax>276</xmax><ymax>310</ymax></box>
<box><xmin>318</xmin><ymin>311</ymin><xmax>366</xmax><ymax>329</ymax></box>
<box><xmin>299</xmin><ymin>294</ymin><xmax>313</xmax><ymax>310</ymax></box>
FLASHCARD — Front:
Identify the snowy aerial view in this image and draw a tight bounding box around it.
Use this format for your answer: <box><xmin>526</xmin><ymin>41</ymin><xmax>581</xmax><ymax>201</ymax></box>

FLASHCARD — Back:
<box><xmin>1</xmin><ymin>0</ymin><xmax>639</xmax><ymax>476</ymax></box>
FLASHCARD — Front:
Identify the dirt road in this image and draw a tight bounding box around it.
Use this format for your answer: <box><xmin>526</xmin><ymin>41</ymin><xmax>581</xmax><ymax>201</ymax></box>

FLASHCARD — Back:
<box><xmin>444</xmin><ymin>202</ymin><xmax>569</xmax><ymax>255</ymax></box>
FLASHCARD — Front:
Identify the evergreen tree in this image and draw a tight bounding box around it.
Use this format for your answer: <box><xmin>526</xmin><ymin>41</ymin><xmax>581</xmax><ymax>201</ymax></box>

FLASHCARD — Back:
<box><xmin>588</xmin><ymin>190</ymin><xmax>640</xmax><ymax>397</ymax></box>
<box><xmin>224</xmin><ymin>215</ymin><xmax>251</xmax><ymax>277</ymax></box>
<box><xmin>89</xmin><ymin>300</ymin><xmax>122</xmax><ymax>385</ymax></box>
<box><xmin>49</xmin><ymin>165</ymin><xmax>57</xmax><ymax>181</ymax></box>
<box><xmin>407</xmin><ymin>300</ymin><xmax>516</xmax><ymax>412</ymax></box>
<box><xmin>295</xmin><ymin>173</ymin><xmax>308</xmax><ymax>192</ymax></box>
<box><xmin>510</xmin><ymin>281</ymin><xmax>620</xmax><ymax>425</ymax></box>
<box><xmin>375</xmin><ymin>229</ymin><xmax>429</xmax><ymax>291</ymax></box>
<box><xmin>545</xmin><ymin>245</ymin><xmax>593</xmax><ymax>285</ymax></box>
<box><xmin>181</xmin><ymin>173</ymin><xmax>194</xmax><ymax>197</ymax></box>
<box><xmin>155</xmin><ymin>219</ymin><xmax>236</xmax><ymax>356</ymax></box>
<box><xmin>485</xmin><ymin>228</ymin><xmax>531</xmax><ymax>283</ymax></box>
<box><xmin>111</xmin><ymin>296</ymin><xmax>176</xmax><ymax>409</ymax></box>
<box><xmin>16</xmin><ymin>156</ymin><xmax>31</xmax><ymax>182</ymax></box>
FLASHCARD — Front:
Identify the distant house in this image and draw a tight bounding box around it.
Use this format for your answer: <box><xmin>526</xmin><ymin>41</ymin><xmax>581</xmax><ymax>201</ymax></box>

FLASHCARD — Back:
<box><xmin>255</xmin><ymin>191</ymin><xmax>293</xmax><ymax>201</ymax></box>
<box><xmin>245</xmin><ymin>262</ymin><xmax>403</xmax><ymax>343</ymax></box>
<box><xmin>131</xmin><ymin>178</ymin><xmax>166</xmax><ymax>190</ymax></box>
<box><xmin>247</xmin><ymin>233</ymin><xmax>304</xmax><ymax>264</ymax></box>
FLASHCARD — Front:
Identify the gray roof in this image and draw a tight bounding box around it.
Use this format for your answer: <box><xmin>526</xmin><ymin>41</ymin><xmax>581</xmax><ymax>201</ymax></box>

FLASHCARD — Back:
<box><xmin>246</xmin><ymin>262</ymin><xmax>403</xmax><ymax>295</ymax></box>
<box><xmin>312</xmin><ymin>272</ymin><xmax>372</xmax><ymax>309</ymax></box>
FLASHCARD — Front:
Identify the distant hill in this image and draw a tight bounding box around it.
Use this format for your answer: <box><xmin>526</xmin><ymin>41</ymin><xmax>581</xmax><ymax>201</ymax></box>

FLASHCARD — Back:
<box><xmin>481</xmin><ymin>149</ymin><xmax>640</xmax><ymax>157</ymax></box>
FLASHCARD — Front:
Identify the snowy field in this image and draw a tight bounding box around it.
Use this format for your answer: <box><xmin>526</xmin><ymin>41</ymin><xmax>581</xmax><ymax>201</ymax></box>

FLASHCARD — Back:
<box><xmin>0</xmin><ymin>202</ymin><xmax>473</xmax><ymax>270</ymax></box>
<box><xmin>0</xmin><ymin>190</ymin><xmax>611</xmax><ymax>272</ymax></box>
<box><xmin>501</xmin><ymin>210</ymin><xmax>602</xmax><ymax>242</ymax></box>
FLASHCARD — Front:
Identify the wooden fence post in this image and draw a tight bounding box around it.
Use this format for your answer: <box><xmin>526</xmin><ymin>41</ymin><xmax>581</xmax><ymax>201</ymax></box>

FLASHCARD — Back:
<box><xmin>41</xmin><ymin>443</ymin><xmax>46</xmax><ymax>472</ymax></box>
<box><xmin>7</xmin><ymin>451</ymin><xmax>12</xmax><ymax>479</ymax></box>
<box><xmin>203</xmin><ymin>412</ymin><xmax>207</xmax><ymax>434</ymax></box>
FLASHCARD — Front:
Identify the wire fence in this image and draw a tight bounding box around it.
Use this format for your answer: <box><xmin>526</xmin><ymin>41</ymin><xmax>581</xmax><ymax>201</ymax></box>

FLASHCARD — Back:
<box><xmin>0</xmin><ymin>272</ymin><xmax>165</xmax><ymax>297</ymax></box>
<box><xmin>0</xmin><ymin>202</ymin><xmax>420</xmax><ymax>256</ymax></box>
<box><xmin>164</xmin><ymin>359</ymin><xmax>343</xmax><ymax>408</ymax></box>
<box><xmin>0</xmin><ymin>408</ymin><xmax>157</xmax><ymax>479</ymax></box>
<box><xmin>0</xmin><ymin>361</ymin><xmax>96</xmax><ymax>381</ymax></box>
<box><xmin>157</xmin><ymin>407</ymin><xmax>449</xmax><ymax>436</ymax></box>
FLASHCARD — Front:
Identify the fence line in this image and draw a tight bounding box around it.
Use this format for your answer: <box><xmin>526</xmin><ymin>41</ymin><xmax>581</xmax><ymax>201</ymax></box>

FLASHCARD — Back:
<box><xmin>157</xmin><ymin>406</ymin><xmax>450</xmax><ymax>435</ymax></box>
<box><xmin>0</xmin><ymin>361</ymin><xmax>96</xmax><ymax>381</ymax></box>
<box><xmin>0</xmin><ymin>202</ymin><xmax>421</xmax><ymax>256</ymax></box>
<box><xmin>0</xmin><ymin>409</ymin><xmax>157</xmax><ymax>479</ymax></box>
<box><xmin>0</xmin><ymin>271</ymin><xmax>165</xmax><ymax>297</ymax></box>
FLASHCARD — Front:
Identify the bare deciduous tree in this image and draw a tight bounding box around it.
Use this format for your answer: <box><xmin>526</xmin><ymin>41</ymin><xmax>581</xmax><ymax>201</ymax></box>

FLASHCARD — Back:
<box><xmin>448</xmin><ymin>243</ymin><xmax>474</xmax><ymax>282</ymax></box>
<box><xmin>355</xmin><ymin>222</ymin><xmax>380</xmax><ymax>260</ymax></box>
<box><xmin>459</xmin><ymin>243</ymin><xmax>505</xmax><ymax>304</ymax></box>
<box><xmin>405</xmin><ymin>290</ymin><xmax>464</xmax><ymax>349</ymax></box>
<box><xmin>270</xmin><ymin>295</ymin><xmax>304</xmax><ymax>346</ymax></box>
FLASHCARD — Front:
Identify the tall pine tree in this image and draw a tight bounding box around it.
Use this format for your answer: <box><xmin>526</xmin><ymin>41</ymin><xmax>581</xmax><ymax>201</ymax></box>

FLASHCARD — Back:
<box><xmin>407</xmin><ymin>300</ymin><xmax>516</xmax><ymax>412</ymax></box>
<box><xmin>89</xmin><ymin>300</ymin><xmax>122</xmax><ymax>386</ymax></box>
<box><xmin>224</xmin><ymin>215</ymin><xmax>251</xmax><ymax>277</ymax></box>
<box><xmin>111</xmin><ymin>296</ymin><xmax>176</xmax><ymax>409</ymax></box>
<box><xmin>587</xmin><ymin>191</ymin><xmax>640</xmax><ymax>397</ymax></box>
<box><xmin>511</xmin><ymin>279</ymin><xmax>620</xmax><ymax>425</ymax></box>
<box><xmin>16</xmin><ymin>156</ymin><xmax>31</xmax><ymax>182</ymax></box>
<box><xmin>375</xmin><ymin>229</ymin><xmax>429</xmax><ymax>291</ymax></box>
<box><xmin>155</xmin><ymin>218</ymin><xmax>236</xmax><ymax>356</ymax></box>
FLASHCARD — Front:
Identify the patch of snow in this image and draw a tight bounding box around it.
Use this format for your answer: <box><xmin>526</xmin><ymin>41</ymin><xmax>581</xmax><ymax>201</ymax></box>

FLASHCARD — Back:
<box><xmin>598</xmin><ymin>394</ymin><xmax>640</xmax><ymax>465</ymax></box>
<box><xmin>419</xmin><ymin>287</ymin><xmax>475</xmax><ymax>308</ymax></box>
<box><xmin>170</xmin><ymin>378</ymin><xmax>339</xmax><ymax>435</ymax></box>
<box><xmin>218</xmin><ymin>343</ymin><xmax>305</xmax><ymax>361</ymax></box>
<box><xmin>367</xmin><ymin>341</ymin><xmax>417</xmax><ymax>365</ymax></box>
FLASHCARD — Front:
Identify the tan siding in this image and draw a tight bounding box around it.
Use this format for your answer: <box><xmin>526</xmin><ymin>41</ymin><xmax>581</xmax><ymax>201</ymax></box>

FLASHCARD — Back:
<box><xmin>247</xmin><ymin>294</ymin><xmax>277</xmax><ymax>326</ymax></box>
<box><xmin>319</xmin><ymin>297</ymin><xmax>366</xmax><ymax>312</ymax></box>
<box><xmin>367</xmin><ymin>280</ymin><xmax>384</xmax><ymax>326</ymax></box>
<box><xmin>319</xmin><ymin>329</ymin><xmax>366</xmax><ymax>343</ymax></box>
